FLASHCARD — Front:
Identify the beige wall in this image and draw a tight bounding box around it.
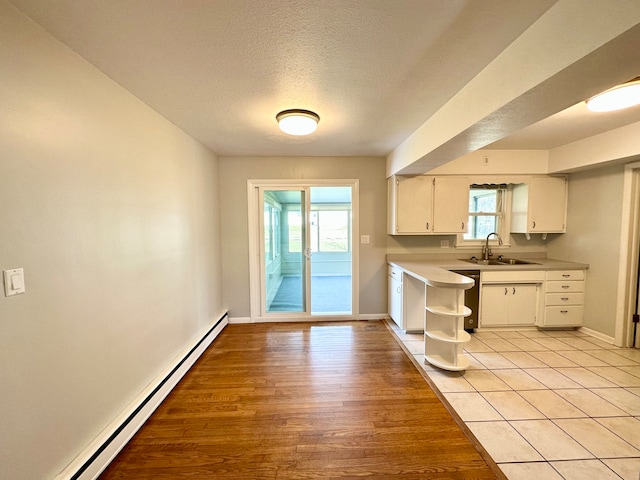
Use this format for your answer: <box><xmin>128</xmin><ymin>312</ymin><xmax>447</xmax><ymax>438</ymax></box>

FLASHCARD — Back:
<box><xmin>0</xmin><ymin>4</ymin><xmax>223</xmax><ymax>479</ymax></box>
<box><xmin>547</xmin><ymin>164</ymin><xmax>625</xmax><ymax>337</ymax></box>
<box><xmin>219</xmin><ymin>156</ymin><xmax>388</xmax><ymax>318</ymax></box>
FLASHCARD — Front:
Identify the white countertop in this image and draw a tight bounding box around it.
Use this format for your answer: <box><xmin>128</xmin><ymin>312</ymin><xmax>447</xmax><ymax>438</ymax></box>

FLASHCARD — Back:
<box><xmin>388</xmin><ymin>256</ymin><xmax>589</xmax><ymax>288</ymax></box>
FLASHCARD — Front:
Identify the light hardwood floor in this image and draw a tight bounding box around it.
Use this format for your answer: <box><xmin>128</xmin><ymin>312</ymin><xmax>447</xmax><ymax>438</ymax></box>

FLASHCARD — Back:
<box><xmin>99</xmin><ymin>320</ymin><xmax>501</xmax><ymax>479</ymax></box>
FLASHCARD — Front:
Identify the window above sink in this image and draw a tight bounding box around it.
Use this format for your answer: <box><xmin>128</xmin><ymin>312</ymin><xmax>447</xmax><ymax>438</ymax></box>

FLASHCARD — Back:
<box><xmin>456</xmin><ymin>184</ymin><xmax>511</xmax><ymax>250</ymax></box>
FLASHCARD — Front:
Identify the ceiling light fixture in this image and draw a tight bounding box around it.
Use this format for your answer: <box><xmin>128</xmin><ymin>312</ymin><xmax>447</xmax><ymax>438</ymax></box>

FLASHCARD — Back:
<box><xmin>586</xmin><ymin>77</ymin><xmax>640</xmax><ymax>112</ymax></box>
<box><xmin>276</xmin><ymin>109</ymin><xmax>320</xmax><ymax>135</ymax></box>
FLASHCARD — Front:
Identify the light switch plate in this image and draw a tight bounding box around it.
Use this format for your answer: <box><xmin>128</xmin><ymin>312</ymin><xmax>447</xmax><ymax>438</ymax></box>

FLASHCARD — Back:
<box><xmin>3</xmin><ymin>268</ymin><xmax>25</xmax><ymax>297</ymax></box>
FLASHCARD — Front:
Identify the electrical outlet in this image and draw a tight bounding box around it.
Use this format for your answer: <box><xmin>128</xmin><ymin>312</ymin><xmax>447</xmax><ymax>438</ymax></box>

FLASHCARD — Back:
<box><xmin>440</xmin><ymin>240</ymin><xmax>449</xmax><ymax>248</ymax></box>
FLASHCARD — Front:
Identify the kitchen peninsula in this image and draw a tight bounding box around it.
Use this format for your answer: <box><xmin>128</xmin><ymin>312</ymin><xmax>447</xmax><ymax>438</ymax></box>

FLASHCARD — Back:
<box><xmin>388</xmin><ymin>255</ymin><xmax>589</xmax><ymax>371</ymax></box>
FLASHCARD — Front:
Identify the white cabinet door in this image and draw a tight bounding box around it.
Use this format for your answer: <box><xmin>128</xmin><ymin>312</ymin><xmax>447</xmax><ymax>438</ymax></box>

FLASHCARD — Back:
<box><xmin>528</xmin><ymin>177</ymin><xmax>567</xmax><ymax>232</ymax></box>
<box><xmin>433</xmin><ymin>176</ymin><xmax>469</xmax><ymax>233</ymax></box>
<box><xmin>480</xmin><ymin>283</ymin><xmax>538</xmax><ymax>326</ymax></box>
<box><xmin>394</xmin><ymin>175</ymin><xmax>433</xmax><ymax>234</ymax></box>
<box><xmin>512</xmin><ymin>176</ymin><xmax>567</xmax><ymax>234</ymax></box>
<box><xmin>388</xmin><ymin>274</ymin><xmax>403</xmax><ymax>326</ymax></box>
<box><xmin>480</xmin><ymin>285</ymin><xmax>510</xmax><ymax>326</ymax></box>
<box><xmin>508</xmin><ymin>284</ymin><xmax>538</xmax><ymax>326</ymax></box>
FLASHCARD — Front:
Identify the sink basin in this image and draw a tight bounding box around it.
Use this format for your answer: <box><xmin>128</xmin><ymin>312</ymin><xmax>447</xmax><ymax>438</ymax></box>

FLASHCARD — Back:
<box><xmin>498</xmin><ymin>257</ymin><xmax>539</xmax><ymax>265</ymax></box>
<box><xmin>460</xmin><ymin>257</ymin><xmax>539</xmax><ymax>266</ymax></box>
<box><xmin>461</xmin><ymin>259</ymin><xmax>503</xmax><ymax>265</ymax></box>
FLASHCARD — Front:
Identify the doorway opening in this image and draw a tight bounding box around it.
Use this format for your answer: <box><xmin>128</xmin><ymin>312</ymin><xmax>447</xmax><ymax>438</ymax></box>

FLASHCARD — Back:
<box><xmin>248</xmin><ymin>180</ymin><xmax>359</xmax><ymax>322</ymax></box>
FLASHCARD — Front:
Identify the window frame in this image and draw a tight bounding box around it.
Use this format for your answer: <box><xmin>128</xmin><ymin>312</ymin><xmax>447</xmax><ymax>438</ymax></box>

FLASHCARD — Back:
<box><xmin>455</xmin><ymin>186</ymin><xmax>512</xmax><ymax>249</ymax></box>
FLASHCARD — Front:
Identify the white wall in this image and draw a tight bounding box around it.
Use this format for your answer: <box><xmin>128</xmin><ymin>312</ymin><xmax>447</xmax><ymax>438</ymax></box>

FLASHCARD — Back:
<box><xmin>218</xmin><ymin>156</ymin><xmax>388</xmax><ymax>319</ymax></box>
<box><xmin>547</xmin><ymin>164</ymin><xmax>625</xmax><ymax>337</ymax></box>
<box><xmin>0</xmin><ymin>3</ymin><xmax>223</xmax><ymax>479</ymax></box>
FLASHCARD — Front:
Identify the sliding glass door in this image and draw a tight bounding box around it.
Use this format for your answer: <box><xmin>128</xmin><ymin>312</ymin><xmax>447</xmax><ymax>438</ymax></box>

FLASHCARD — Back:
<box><xmin>253</xmin><ymin>182</ymin><xmax>355</xmax><ymax>319</ymax></box>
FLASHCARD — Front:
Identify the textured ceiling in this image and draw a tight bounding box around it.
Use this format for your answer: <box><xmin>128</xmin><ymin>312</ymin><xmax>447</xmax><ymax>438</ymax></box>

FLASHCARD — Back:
<box><xmin>7</xmin><ymin>0</ymin><xmax>640</xmax><ymax>161</ymax></box>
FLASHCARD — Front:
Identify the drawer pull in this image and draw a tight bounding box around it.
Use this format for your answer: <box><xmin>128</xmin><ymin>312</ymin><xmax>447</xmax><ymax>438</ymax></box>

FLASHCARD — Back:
<box><xmin>560</xmin><ymin>310</ymin><xmax>568</xmax><ymax>313</ymax></box>
<box><xmin>562</xmin><ymin>274</ymin><xmax>571</xmax><ymax>278</ymax></box>
<box><xmin>561</xmin><ymin>285</ymin><xmax>570</xmax><ymax>289</ymax></box>
<box><xmin>561</xmin><ymin>297</ymin><xmax>569</xmax><ymax>301</ymax></box>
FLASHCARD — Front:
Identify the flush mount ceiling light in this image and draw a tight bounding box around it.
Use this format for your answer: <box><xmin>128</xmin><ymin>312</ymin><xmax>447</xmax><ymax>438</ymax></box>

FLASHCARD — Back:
<box><xmin>586</xmin><ymin>77</ymin><xmax>640</xmax><ymax>112</ymax></box>
<box><xmin>276</xmin><ymin>109</ymin><xmax>320</xmax><ymax>136</ymax></box>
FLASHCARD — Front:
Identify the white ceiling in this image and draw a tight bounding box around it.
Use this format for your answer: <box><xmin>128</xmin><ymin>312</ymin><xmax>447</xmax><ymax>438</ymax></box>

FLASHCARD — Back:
<box><xmin>8</xmin><ymin>0</ymin><xmax>640</xmax><ymax>161</ymax></box>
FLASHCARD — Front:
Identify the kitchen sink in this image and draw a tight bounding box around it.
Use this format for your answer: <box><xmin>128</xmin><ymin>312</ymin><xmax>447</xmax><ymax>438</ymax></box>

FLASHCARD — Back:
<box><xmin>461</xmin><ymin>259</ymin><xmax>503</xmax><ymax>265</ymax></box>
<box><xmin>461</xmin><ymin>257</ymin><xmax>539</xmax><ymax>266</ymax></box>
<box><xmin>498</xmin><ymin>257</ymin><xmax>539</xmax><ymax>265</ymax></box>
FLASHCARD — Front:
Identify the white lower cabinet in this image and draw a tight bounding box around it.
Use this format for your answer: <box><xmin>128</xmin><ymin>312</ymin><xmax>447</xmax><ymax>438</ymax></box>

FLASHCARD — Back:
<box><xmin>388</xmin><ymin>266</ymin><xmax>403</xmax><ymax>326</ymax></box>
<box><xmin>479</xmin><ymin>271</ymin><xmax>544</xmax><ymax>327</ymax></box>
<box><xmin>540</xmin><ymin>270</ymin><xmax>585</xmax><ymax>327</ymax></box>
<box><xmin>387</xmin><ymin>265</ymin><xmax>423</xmax><ymax>332</ymax></box>
<box><xmin>480</xmin><ymin>284</ymin><xmax>539</xmax><ymax>326</ymax></box>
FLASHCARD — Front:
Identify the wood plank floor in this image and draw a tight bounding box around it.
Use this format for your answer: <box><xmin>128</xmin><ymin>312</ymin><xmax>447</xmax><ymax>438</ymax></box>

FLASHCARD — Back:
<box><xmin>99</xmin><ymin>321</ymin><xmax>500</xmax><ymax>479</ymax></box>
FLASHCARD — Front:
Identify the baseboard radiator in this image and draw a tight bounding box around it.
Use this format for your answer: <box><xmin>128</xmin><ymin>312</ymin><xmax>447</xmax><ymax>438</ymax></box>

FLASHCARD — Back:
<box><xmin>56</xmin><ymin>311</ymin><xmax>229</xmax><ymax>480</ymax></box>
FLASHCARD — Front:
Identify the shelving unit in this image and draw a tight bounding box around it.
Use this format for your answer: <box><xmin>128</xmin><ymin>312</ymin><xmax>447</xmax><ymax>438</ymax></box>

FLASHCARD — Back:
<box><xmin>424</xmin><ymin>284</ymin><xmax>472</xmax><ymax>371</ymax></box>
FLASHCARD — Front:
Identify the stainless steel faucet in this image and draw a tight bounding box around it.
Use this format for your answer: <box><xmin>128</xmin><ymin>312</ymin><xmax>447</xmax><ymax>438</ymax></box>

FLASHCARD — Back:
<box><xmin>483</xmin><ymin>232</ymin><xmax>503</xmax><ymax>260</ymax></box>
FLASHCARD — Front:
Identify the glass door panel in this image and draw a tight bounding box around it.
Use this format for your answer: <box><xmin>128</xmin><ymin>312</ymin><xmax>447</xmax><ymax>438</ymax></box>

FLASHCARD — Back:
<box><xmin>263</xmin><ymin>189</ymin><xmax>308</xmax><ymax>314</ymax></box>
<box><xmin>310</xmin><ymin>186</ymin><xmax>352</xmax><ymax>315</ymax></box>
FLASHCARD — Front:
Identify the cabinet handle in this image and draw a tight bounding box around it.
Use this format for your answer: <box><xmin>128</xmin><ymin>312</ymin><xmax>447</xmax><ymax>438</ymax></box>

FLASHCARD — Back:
<box><xmin>461</xmin><ymin>222</ymin><xmax>465</xmax><ymax>230</ymax></box>
<box><xmin>396</xmin><ymin>287</ymin><xmax>401</xmax><ymax>294</ymax></box>
<box><xmin>513</xmin><ymin>287</ymin><xmax>516</xmax><ymax>295</ymax></box>
<box><xmin>561</xmin><ymin>297</ymin><xmax>569</xmax><ymax>301</ymax></box>
<box><xmin>504</xmin><ymin>288</ymin><xmax>508</xmax><ymax>295</ymax></box>
<box><xmin>562</xmin><ymin>274</ymin><xmax>571</xmax><ymax>278</ymax></box>
<box><xmin>532</xmin><ymin>221</ymin><xmax>536</xmax><ymax>229</ymax></box>
<box><xmin>426</xmin><ymin>222</ymin><xmax>429</xmax><ymax>230</ymax></box>
<box><xmin>561</xmin><ymin>285</ymin><xmax>570</xmax><ymax>289</ymax></box>
<box><xmin>560</xmin><ymin>310</ymin><xmax>568</xmax><ymax>314</ymax></box>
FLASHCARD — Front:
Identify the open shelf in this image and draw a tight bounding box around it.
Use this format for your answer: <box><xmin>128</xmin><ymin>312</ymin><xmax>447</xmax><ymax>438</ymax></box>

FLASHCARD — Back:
<box><xmin>424</xmin><ymin>284</ymin><xmax>472</xmax><ymax>371</ymax></box>
<box><xmin>425</xmin><ymin>329</ymin><xmax>471</xmax><ymax>344</ymax></box>
<box><xmin>426</xmin><ymin>305</ymin><xmax>472</xmax><ymax>317</ymax></box>
<box><xmin>424</xmin><ymin>353</ymin><xmax>470</xmax><ymax>372</ymax></box>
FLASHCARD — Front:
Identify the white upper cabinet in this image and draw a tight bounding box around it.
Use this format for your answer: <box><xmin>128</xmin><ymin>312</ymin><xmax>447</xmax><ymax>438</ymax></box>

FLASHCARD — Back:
<box><xmin>511</xmin><ymin>176</ymin><xmax>568</xmax><ymax>234</ymax></box>
<box><xmin>388</xmin><ymin>175</ymin><xmax>434</xmax><ymax>234</ymax></box>
<box><xmin>432</xmin><ymin>176</ymin><xmax>469</xmax><ymax>233</ymax></box>
<box><xmin>388</xmin><ymin>175</ymin><xmax>468</xmax><ymax>235</ymax></box>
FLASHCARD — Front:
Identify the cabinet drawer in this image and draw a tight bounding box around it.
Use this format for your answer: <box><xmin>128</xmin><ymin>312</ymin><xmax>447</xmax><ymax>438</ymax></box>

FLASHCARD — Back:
<box><xmin>546</xmin><ymin>270</ymin><xmax>585</xmax><ymax>281</ymax></box>
<box><xmin>545</xmin><ymin>292</ymin><xmax>584</xmax><ymax>306</ymax></box>
<box><xmin>481</xmin><ymin>270</ymin><xmax>545</xmax><ymax>283</ymax></box>
<box><xmin>546</xmin><ymin>280</ymin><xmax>584</xmax><ymax>293</ymax></box>
<box><xmin>544</xmin><ymin>306</ymin><xmax>583</xmax><ymax>326</ymax></box>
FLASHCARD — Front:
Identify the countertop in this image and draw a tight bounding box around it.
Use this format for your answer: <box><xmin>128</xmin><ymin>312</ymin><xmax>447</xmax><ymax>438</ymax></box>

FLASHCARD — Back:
<box><xmin>387</xmin><ymin>256</ymin><xmax>589</xmax><ymax>288</ymax></box>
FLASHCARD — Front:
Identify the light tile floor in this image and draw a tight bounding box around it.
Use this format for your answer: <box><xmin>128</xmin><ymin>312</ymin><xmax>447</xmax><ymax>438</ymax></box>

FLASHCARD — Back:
<box><xmin>388</xmin><ymin>321</ymin><xmax>640</xmax><ymax>480</ymax></box>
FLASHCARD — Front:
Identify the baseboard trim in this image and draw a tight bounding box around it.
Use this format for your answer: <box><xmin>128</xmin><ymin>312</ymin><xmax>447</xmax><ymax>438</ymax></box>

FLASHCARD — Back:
<box><xmin>229</xmin><ymin>314</ymin><xmax>387</xmax><ymax>324</ymax></box>
<box><xmin>579</xmin><ymin>325</ymin><xmax>615</xmax><ymax>345</ymax></box>
<box><xmin>55</xmin><ymin>311</ymin><xmax>229</xmax><ymax>480</ymax></box>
